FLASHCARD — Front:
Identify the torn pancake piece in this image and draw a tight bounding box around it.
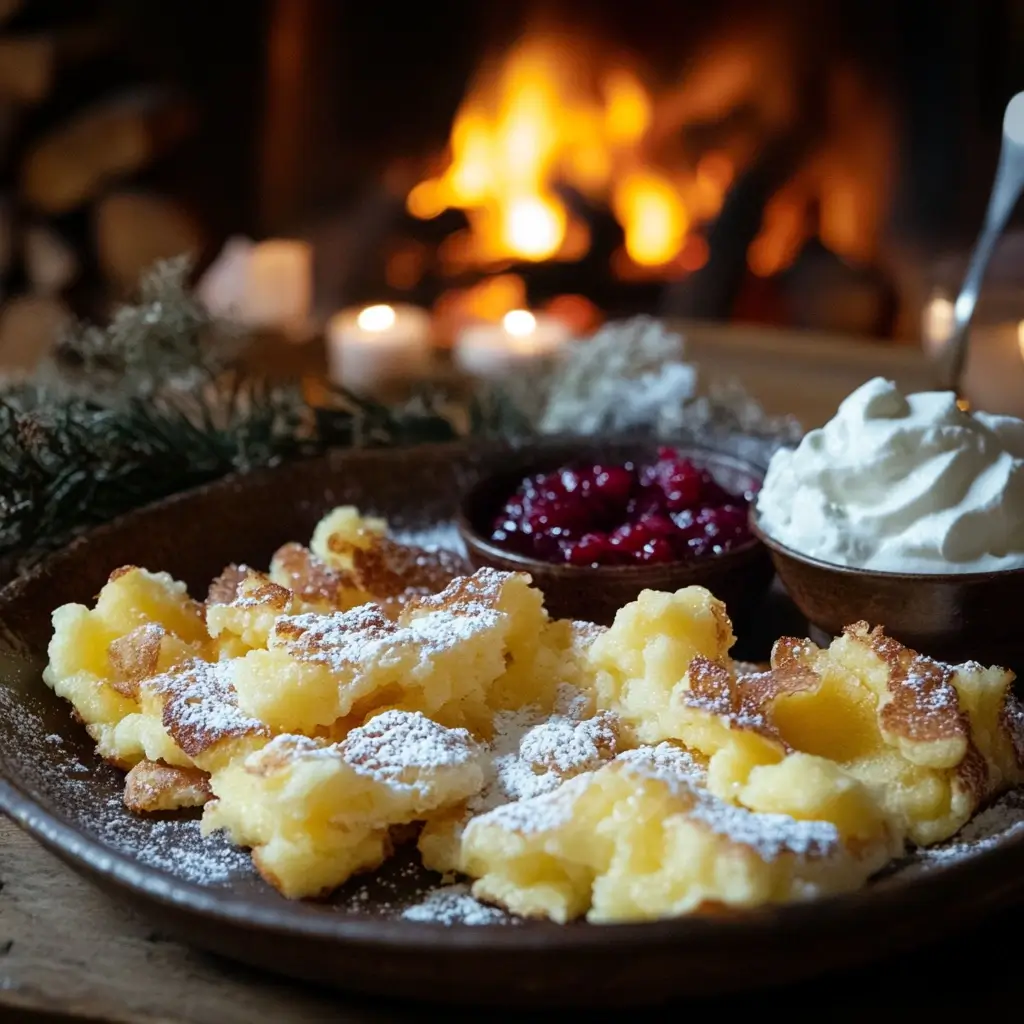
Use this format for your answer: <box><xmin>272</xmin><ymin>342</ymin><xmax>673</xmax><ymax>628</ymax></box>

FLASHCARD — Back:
<box><xmin>43</xmin><ymin>567</ymin><xmax>208</xmax><ymax>770</ymax></box>
<box><xmin>587</xmin><ymin>586</ymin><xmax>736</xmax><ymax>743</ymax></box>
<box><xmin>418</xmin><ymin>707</ymin><xmax>627</xmax><ymax>874</ymax></box>
<box><xmin>229</xmin><ymin>568</ymin><xmax>524</xmax><ymax>734</ymax></box>
<box><xmin>205</xmin><ymin>569</ymin><xmax>294</xmax><ymax>652</ymax></box>
<box><xmin>461</xmin><ymin>747</ymin><xmax>893</xmax><ymax>923</ymax></box>
<box><xmin>764</xmin><ymin>624</ymin><xmax>1024</xmax><ymax>845</ymax></box>
<box><xmin>123</xmin><ymin>760</ymin><xmax>211</xmax><ymax>813</ymax></box>
<box><xmin>202</xmin><ymin>709</ymin><xmax>483</xmax><ymax>898</ymax></box>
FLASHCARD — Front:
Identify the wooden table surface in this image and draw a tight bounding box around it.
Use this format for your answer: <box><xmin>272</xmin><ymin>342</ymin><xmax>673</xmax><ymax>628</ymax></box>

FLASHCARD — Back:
<box><xmin>242</xmin><ymin>317</ymin><xmax>940</xmax><ymax>432</ymax></box>
<box><xmin>1</xmin><ymin>812</ymin><xmax>1022</xmax><ymax>1022</ymax></box>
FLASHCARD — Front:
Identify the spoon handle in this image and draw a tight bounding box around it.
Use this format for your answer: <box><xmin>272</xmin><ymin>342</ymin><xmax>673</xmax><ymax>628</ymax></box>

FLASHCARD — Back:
<box><xmin>945</xmin><ymin>92</ymin><xmax>1024</xmax><ymax>392</ymax></box>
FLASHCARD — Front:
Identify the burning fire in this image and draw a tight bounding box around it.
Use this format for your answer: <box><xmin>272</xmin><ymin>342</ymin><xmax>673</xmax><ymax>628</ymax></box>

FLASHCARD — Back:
<box><xmin>404</xmin><ymin>24</ymin><xmax>895</xmax><ymax>309</ymax></box>
<box><xmin>406</xmin><ymin>34</ymin><xmax>726</xmax><ymax>273</ymax></box>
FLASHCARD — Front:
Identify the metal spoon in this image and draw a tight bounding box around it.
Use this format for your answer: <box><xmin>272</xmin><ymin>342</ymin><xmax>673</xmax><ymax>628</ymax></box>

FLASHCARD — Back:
<box><xmin>943</xmin><ymin>91</ymin><xmax>1024</xmax><ymax>392</ymax></box>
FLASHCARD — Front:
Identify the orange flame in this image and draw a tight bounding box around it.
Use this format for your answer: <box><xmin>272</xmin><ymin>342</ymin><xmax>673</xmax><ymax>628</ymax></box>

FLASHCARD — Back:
<box><xmin>407</xmin><ymin>34</ymin><xmax>720</xmax><ymax>272</ymax></box>
<box><xmin>406</xmin><ymin>26</ymin><xmax>893</xmax><ymax>288</ymax></box>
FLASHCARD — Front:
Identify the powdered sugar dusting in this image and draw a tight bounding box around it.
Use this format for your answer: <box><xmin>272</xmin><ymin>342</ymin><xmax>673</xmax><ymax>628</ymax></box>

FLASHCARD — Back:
<box><xmin>10</xmin><ymin>500</ymin><xmax>1024</xmax><ymax>927</ymax></box>
<box><xmin>1000</xmin><ymin>692</ymin><xmax>1024</xmax><ymax>768</ymax></box>
<box><xmin>882</xmin><ymin>789</ymin><xmax>1024</xmax><ymax>882</ymax></box>
<box><xmin>517</xmin><ymin>712</ymin><xmax>619</xmax><ymax>777</ymax></box>
<box><xmin>899</xmin><ymin>657</ymin><xmax>958</xmax><ymax>713</ymax></box>
<box><xmin>400</xmin><ymin>882</ymin><xmax>508</xmax><ymax>925</ymax></box>
<box><xmin>390</xmin><ymin>522</ymin><xmax>465</xmax><ymax>556</ymax></box>
<box><xmin>341</xmin><ymin>709</ymin><xmax>479</xmax><ymax>784</ymax></box>
<box><xmin>272</xmin><ymin>598</ymin><xmax>501</xmax><ymax>675</ymax></box>
<box><xmin>471</xmin><ymin>771</ymin><xmax>594</xmax><ymax>835</ymax></box>
<box><xmin>92</xmin><ymin>795</ymin><xmax>256</xmax><ymax>884</ymax></box>
<box><xmin>474</xmin><ymin>740</ymin><xmax>838</xmax><ymax>861</ymax></box>
<box><xmin>615</xmin><ymin>741</ymin><xmax>707</xmax><ymax>785</ymax></box>
<box><xmin>328</xmin><ymin>853</ymin><xmax>520</xmax><ymax>924</ymax></box>
<box><xmin>466</xmin><ymin>708</ymin><xmax>622</xmax><ymax>818</ymax></box>
<box><xmin>686</xmin><ymin>797</ymin><xmax>840</xmax><ymax>860</ymax></box>
<box><xmin>0</xmin><ymin>683</ymin><xmax>257</xmax><ymax>886</ymax></box>
<box><xmin>11</xmin><ymin>643</ymin><xmax>1024</xmax><ymax>918</ymax></box>
<box><xmin>352</xmin><ymin>537</ymin><xmax>471</xmax><ymax>611</ymax></box>
<box><xmin>552</xmin><ymin>681</ymin><xmax>593</xmax><ymax>719</ymax></box>
<box><xmin>617</xmin><ymin>744</ymin><xmax>837</xmax><ymax>860</ymax></box>
<box><xmin>928</xmin><ymin>792</ymin><xmax>1024</xmax><ymax>854</ymax></box>
<box><xmin>149</xmin><ymin>658</ymin><xmax>268</xmax><ymax>758</ymax></box>
<box><xmin>681</xmin><ymin>692</ymin><xmax>771</xmax><ymax>734</ymax></box>
<box><xmin>243</xmin><ymin>712</ymin><xmax>482</xmax><ymax>804</ymax></box>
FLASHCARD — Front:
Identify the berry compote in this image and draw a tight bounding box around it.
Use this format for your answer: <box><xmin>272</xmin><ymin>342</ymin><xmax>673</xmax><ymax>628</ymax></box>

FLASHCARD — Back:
<box><xmin>488</xmin><ymin>448</ymin><xmax>758</xmax><ymax>567</ymax></box>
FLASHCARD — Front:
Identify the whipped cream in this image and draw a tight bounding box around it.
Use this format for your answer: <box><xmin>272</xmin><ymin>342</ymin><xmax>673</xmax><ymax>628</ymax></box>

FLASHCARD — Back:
<box><xmin>755</xmin><ymin>377</ymin><xmax>1024</xmax><ymax>573</ymax></box>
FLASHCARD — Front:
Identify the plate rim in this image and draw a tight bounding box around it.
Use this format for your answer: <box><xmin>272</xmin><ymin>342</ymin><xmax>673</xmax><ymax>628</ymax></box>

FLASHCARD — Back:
<box><xmin>5</xmin><ymin>761</ymin><xmax>1024</xmax><ymax>950</ymax></box>
<box><xmin>1</xmin><ymin>442</ymin><xmax>1023</xmax><ymax>953</ymax></box>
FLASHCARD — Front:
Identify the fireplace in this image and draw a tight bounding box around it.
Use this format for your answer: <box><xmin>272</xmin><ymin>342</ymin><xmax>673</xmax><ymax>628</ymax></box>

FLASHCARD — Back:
<box><xmin>257</xmin><ymin>0</ymin><xmax>1024</xmax><ymax>342</ymax></box>
<box><xmin>0</xmin><ymin>0</ymin><xmax>1021</xmax><ymax>350</ymax></box>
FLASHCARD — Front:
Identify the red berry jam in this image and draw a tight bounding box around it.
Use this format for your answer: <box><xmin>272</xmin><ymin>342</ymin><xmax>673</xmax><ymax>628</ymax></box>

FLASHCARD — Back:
<box><xmin>488</xmin><ymin>447</ymin><xmax>757</xmax><ymax>567</ymax></box>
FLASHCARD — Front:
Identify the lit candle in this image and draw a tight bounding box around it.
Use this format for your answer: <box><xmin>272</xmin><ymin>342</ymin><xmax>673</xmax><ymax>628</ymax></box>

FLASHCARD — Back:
<box><xmin>326</xmin><ymin>303</ymin><xmax>432</xmax><ymax>395</ymax></box>
<box><xmin>454</xmin><ymin>309</ymin><xmax>573</xmax><ymax>380</ymax></box>
<box><xmin>958</xmin><ymin>319</ymin><xmax>1024</xmax><ymax>417</ymax></box>
<box><xmin>920</xmin><ymin>291</ymin><xmax>1024</xmax><ymax>416</ymax></box>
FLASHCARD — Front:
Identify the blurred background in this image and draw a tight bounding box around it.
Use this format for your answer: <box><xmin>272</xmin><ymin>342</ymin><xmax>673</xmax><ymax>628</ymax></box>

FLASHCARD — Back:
<box><xmin>0</xmin><ymin>0</ymin><xmax>1022</xmax><ymax>365</ymax></box>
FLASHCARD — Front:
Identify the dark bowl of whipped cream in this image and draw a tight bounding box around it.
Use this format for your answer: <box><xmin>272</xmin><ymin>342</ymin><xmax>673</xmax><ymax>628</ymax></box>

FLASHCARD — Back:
<box><xmin>751</xmin><ymin>376</ymin><xmax>1024</xmax><ymax>672</ymax></box>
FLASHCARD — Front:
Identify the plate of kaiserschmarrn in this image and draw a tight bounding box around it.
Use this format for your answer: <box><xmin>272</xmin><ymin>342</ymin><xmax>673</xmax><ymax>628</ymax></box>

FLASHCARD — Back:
<box><xmin>2</xmin><ymin>441</ymin><xmax>1024</xmax><ymax>1007</ymax></box>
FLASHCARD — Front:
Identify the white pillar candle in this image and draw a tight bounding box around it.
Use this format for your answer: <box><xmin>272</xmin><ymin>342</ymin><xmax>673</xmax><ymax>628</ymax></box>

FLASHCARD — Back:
<box><xmin>326</xmin><ymin>303</ymin><xmax>433</xmax><ymax>395</ymax></box>
<box><xmin>454</xmin><ymin>309</ymin><xmax>572</xmax><ymax>380</ymax></box>
<box><xmin>196</xmin><ymin>235</ymin><xmax>254</xmax><ymax>318</ymax></box>
<box><xmin>957</xmin><ymin>320</ymin><xmax>1024</xmax><ymax>418</ymax></box>
<box><xmin>921</xmin><ymin>288</ymin><xmax>1024</xmax><ymax>416</ymax></box>
<box><xmin>241</xmin><ymin>239</ymin><xmax>313</xmax><ymax>339</ymax></box>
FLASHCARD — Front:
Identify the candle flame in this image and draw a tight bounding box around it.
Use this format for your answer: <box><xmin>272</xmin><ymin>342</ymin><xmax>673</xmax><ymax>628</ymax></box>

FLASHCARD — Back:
<box><xmin>924</xmin><ymin>297</ymin><xmax>954</xmax><ymax>339</ymax></box>
<box><xmin>1016</xmin><ymin>321</ymin><xmax>1024</xmax><ymax>362</ymax></box>
<box><xmin>357</xmin><ymin>304</ymin><xmax>397</xmax><ymax>332</ymax></box>
<box><xmin>503</xmin><ymin>309</ymin><xmax>537</xmax><ymax>337</ymax></box>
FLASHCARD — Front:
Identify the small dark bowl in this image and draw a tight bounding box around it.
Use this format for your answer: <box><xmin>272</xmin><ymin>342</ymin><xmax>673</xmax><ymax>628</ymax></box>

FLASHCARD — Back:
<box><xmin>457</xmin><ymin>441</ymin><xmax>775</xmax><ymax>632</ymax></box>
<box><xmin>750</xmin><ymin>510</ymin><xmax>1024</xmax><ymax>672</ymax></box>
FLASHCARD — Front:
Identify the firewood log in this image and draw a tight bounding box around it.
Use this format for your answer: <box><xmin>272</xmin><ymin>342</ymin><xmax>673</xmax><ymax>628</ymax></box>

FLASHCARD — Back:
<box><xmin>20</xmin><ymin>87</ymin><xmax>192</xmax><ymax>214</ymax></box>
<box><xmin>24</xmin><ymin>223</ymin><xmax>77</xmax><ymax>295</ymax></box>
<box><xmin>0</xmin><ymin>0</ymin><xmax>22</xmax><ymax>26</ymax></box>
<box><xmin>0</xmin><ymin>37</ymin><xmax>53</xmax><ymax>103</ymax></box>
<box><xmin>94</xmin><ymin>191</ymin><xmax>202</xmax><ymax>294</ymax></box>
<box><xmin>0</xmin><ymin>294</ymin><xmax>68</xmax><ymax>372</ymax></box>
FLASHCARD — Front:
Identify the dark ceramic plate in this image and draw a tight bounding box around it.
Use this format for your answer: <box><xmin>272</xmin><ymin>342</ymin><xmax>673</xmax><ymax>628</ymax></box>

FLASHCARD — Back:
<box><xmin>2</xmin><ymin>441</ymin><xmax>1024</xmax><ymax>1007</ymax></box>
